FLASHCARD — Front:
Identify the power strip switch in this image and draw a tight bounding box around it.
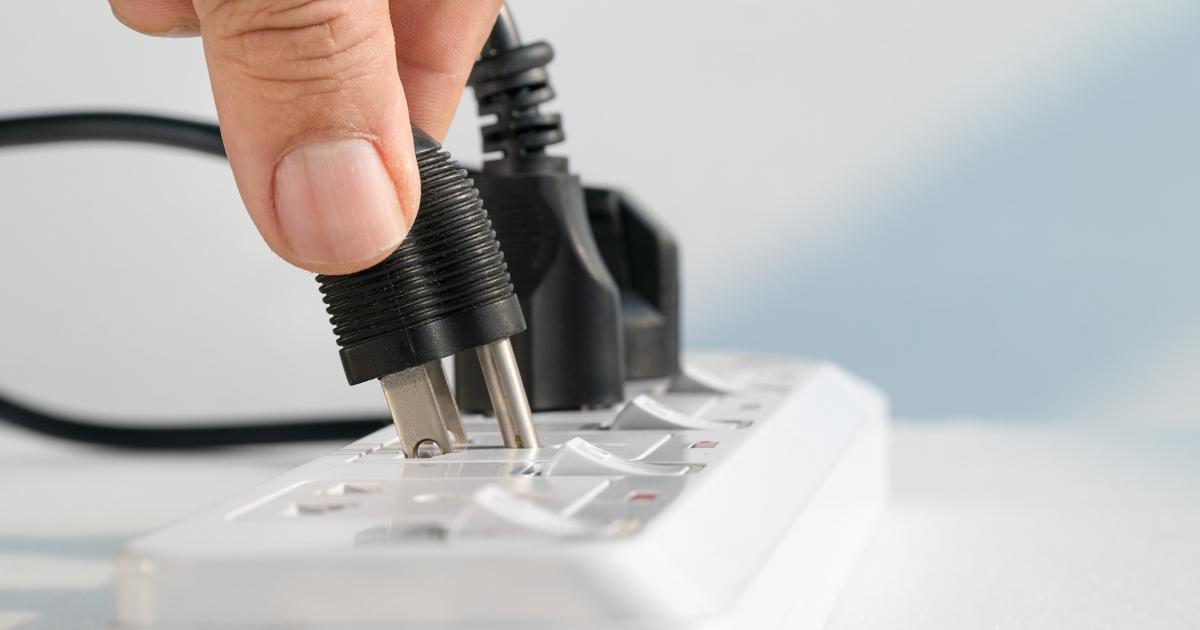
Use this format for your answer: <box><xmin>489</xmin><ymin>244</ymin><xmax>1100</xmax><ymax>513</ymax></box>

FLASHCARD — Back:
<box><xmin>113</xmin><ymin>354</ymin><xmax>888</xmax><ymax>630</ymax></box>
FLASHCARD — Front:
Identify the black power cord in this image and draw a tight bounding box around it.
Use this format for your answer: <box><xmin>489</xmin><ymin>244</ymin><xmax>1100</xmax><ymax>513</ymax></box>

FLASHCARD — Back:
<box><xmin>0</xmin><ymin>111</ymin><xmax>389</xmax><ymax>448</ymax></box>
<box><xmin>0</xmin><ymin>112</ymin><xmax>225</xmax><ymax>156</ymax></box>
<box><xmin>0</xmin><ymin>391</ymin><xmax>387</xmax><ymax>449</ymax></box>
<box><xmin>454</xmin><ymin>6</ymin><xmax>627</xmax><ymax>413</ymax></box>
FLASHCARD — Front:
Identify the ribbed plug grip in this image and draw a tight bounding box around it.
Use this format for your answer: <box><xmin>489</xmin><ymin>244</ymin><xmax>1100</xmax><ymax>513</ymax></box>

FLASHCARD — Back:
<box><xmin>469</xmin><ymin>41</ymin><xmax>565</xmax><ymax>161</ymax></box>
<box><xmin>317</xmin><ymin>128</ymin><xmax>526</xmax><ymax>385</ymax></box>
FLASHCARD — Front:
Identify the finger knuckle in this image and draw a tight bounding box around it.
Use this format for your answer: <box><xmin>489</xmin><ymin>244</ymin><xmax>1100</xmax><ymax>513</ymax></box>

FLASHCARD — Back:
<box><xmin>201</xmin><ymin>0</ymin><xmax>384</xmax><ymax>100</ymax></box>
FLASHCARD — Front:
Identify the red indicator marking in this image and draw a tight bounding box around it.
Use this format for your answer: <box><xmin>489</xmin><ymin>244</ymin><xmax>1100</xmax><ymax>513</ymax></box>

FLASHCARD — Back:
<box><xmin>690</xmin><ymin>440</ymin><xmax>719</xmax><ymax>449</ymax></box>
<box><xmin>627</xmin><ymin>491</ymin><xmax>659</xmax><ymax>503</ymax></box>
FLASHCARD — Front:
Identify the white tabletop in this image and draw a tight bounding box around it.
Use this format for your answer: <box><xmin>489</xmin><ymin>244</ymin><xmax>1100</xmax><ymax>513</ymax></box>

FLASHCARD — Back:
<box><xmin>3</xmin><ymin>417</ymin><xmax>1196</xmax><ymax>629</ymax></box>
<box><xmin>827</xmin><ymin>419</ymin><xmax>1200</xmax><ymax>629</ymax></box>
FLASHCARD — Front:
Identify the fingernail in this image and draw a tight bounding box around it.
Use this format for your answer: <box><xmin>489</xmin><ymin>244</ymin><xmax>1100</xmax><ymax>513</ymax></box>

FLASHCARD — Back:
<box><xmin>109</xmin><ymin>4</ymin><xmax>200</xmax><ymax>38</ymax></box>
<box><xmin>274</xmin><ymin>139</ymin><xmax>408</xmax><ymax>267</ymax></box>
<box><xmin>161</xmin><ymin>23</ymin><xmax>200</xmax><ymax>38</ymax></box>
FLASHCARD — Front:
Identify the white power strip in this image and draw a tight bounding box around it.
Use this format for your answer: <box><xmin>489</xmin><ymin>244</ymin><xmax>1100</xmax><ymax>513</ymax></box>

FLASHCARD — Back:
<box><xmin>113</xmin><ymin>354</ymin><xmax>888</xmax><ymax>629</ymax></box>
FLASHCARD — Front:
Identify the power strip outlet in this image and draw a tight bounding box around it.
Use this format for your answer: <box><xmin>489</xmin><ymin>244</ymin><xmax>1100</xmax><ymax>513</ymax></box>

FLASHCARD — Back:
<box><xmin>113</xmin><ymin>354</ymin><xmax>888</xmax><ymax>629</ymax></box>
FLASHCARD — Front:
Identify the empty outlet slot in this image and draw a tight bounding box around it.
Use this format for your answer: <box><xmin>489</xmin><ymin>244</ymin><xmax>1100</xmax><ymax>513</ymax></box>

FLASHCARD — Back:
<box><xmin>397</xmin><ymin>462</ymin><xmax>535</xmax><ymax>478</ymax></box>
<box><xmin>613</xmin><ymin>517</ymin><xmax>642</xmax><ymax>535</ymax></box>
<box><xmin>324</xmin><ymin>482</ymin><xmax>384</xmax><ymax>496</ymax></box>
<box><xmin>564</xmin><ymin>440</ymin><xmax>629</xmax><ymax>449</ymax></box>
<box><xmin>412</xmin><ymin>493</ymin><xmax>465</xmax><ymax>504</ymax></box>
<box><xmin>355</xmin><ymin>523</ymin><xmax>448</xmax><ymax>545</ymax></box>
<box><xmin>508</xmin><ymin>489</ymin><xmax>554</xmax><ymax>500</ymax></box>
<box><xmin>284</xmin><ymin>502</ymin><xmax>357</xmax><ymax>516</ymax></box>
<box><xmin>709</xmin><ymin>420</ymin><xmax>752</xmax><ymax>429</ymax></box>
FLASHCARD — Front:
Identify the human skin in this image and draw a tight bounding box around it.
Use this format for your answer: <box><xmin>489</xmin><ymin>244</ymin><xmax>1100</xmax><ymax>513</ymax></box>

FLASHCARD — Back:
<box><xmin>109</xmin><ymin>0</ymin><xmax>504</xmax><ymax>275</ymax></box>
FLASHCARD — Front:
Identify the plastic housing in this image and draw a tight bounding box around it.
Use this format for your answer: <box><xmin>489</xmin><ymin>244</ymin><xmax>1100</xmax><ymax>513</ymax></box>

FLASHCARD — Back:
<box><xmin>113</xmin><ymin>354</ymin><xmax>888</xmax><ymax>630</ymax></box>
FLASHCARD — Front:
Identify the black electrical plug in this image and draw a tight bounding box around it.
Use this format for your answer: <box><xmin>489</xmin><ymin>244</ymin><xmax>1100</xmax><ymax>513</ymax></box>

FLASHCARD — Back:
<box><xmin>317</xmin><ymin>127</ymin><xmax>539</xmax><ymax>457</ymax></box>
<box><xmin>455</xmin><ymin>8</ymin><xmax>626</xmax><ymax>414</ymax></box>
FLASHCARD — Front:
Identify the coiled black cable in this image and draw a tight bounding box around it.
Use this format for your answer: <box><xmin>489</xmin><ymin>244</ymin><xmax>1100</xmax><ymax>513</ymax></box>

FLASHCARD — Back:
<box><xmin>469</xmin><ymin>5</ymin><xmax>565</xmax><ymax>169</ymax></box>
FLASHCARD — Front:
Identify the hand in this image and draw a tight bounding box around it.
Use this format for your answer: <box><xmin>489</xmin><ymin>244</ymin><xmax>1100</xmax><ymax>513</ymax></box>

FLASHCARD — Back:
<box><xmin>109</xmin><ymin>0</ymin><xmax>503</xmax><ymax>274</ymax></box>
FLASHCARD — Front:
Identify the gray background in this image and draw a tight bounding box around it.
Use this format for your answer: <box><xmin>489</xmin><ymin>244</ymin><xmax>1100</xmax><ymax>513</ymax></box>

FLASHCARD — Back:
<box><xmin>1</xmin><ymin>0</ymin><xmax>1197</xmax><ymax>424</ymax></box>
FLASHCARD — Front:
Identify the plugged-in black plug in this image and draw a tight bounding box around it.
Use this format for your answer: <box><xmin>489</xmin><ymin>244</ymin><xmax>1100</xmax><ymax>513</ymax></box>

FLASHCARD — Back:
<box><xmin>318</xmin><ymin>127</ymin><xmax>539</xmax><ymax>456</ymax></box>
<box><xmin>454</xmin><ymin>10</ymin><xmax>625</xmax><ymax>413</ymax></box>
<box><xmin>585</xmin><ymin>186</ymin><xmax>680</xmax><ymax>381</ymax></box>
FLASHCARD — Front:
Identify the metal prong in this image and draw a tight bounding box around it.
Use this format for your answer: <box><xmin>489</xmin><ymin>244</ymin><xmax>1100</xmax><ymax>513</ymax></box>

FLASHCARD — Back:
<box><xmin>476</xmin><ymin>339</ymin><xmax>540</xmax><ymax>449</ymax></box>
<box><xmin>379</xmin><ymin>361</ymin><xmax>464</xmax><ymax>458</ymax></box>
<box><xmin>425</xmin><ymin>359</ymin><xmax>468</xmax><ymax>445</ymax></box>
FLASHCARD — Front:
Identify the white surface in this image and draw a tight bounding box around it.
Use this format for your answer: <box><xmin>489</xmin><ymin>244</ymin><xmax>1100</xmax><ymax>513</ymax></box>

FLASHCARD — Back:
<box><xmin>826</xmin><ymin>420</ymin><xmax>1200</xmax><ymax>630</ymax></box>
<box><xmin>111</xmin><ymin>356</ymin><xmax>887</xmax><ymax>629</ymax></box>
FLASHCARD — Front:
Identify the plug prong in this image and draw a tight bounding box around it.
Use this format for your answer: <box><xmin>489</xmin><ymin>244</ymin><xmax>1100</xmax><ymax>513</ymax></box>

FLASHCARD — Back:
<box><xmin>476</xmin><ymin>339</ymin><xmax>540</xmax><ymax>449</ymax></box>
<box><xmin>379</xmin><ymin>361</ymin><xmax>464</xmax><ymax>458</ymax></box>
<box><xmin>424</xmin><ymin>360</ymin><xmax>468</xmax><ymax>445</ymax></box>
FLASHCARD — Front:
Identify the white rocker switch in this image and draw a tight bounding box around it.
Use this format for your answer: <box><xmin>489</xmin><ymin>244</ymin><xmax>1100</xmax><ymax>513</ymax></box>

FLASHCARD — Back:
<box><xmin>541</xmin><ymin>437</ymin><xmax>690</xmax><ymax>477</ymax></box>
<box><xmin>454</xmin><ymin>484</ymin><xmax>617</xmax><ymax>538</ymax></box>
<box><xmin>609</xmin><ymin>394</ymin><xmax>737</xmax><ymax>431</ymax></box>
<box><xmin>668</xmin><ymin>365</ymin><xmax>747</xmax><ymax>394</ymax></box>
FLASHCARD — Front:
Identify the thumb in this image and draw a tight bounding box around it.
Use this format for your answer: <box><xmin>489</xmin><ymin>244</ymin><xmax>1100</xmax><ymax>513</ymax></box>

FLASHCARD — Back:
<box><xmin>194</xmin><ymin>0</ymin><xmax>418</xmax><ymax>274</ymax></box>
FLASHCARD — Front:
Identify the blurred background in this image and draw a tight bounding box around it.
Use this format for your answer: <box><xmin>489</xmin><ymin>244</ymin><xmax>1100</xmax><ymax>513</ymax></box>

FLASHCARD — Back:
<box><xmin>0</xmin><ymin>0</ymin><xmax>1197</xmax><ymax>426</ymax></box>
